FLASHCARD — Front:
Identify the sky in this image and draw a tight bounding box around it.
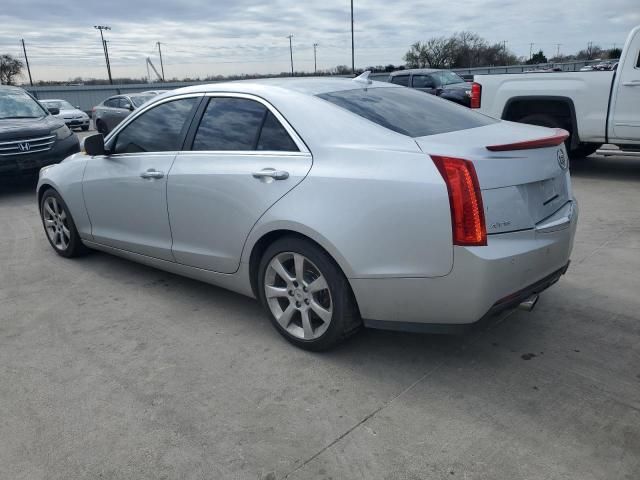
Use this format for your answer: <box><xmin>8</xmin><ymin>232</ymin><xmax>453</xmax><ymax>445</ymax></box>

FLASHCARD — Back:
<box><xmin>1</xmin><ymin>0</ymin><xmax>639</xmax><ymax>82</ymax></box>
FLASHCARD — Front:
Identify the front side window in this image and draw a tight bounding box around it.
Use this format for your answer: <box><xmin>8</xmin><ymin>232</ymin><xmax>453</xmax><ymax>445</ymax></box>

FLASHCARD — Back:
<box><xmin>390</xmin><ymin>75</ymin><xmax>410</xmax><ymax>86</ymax></box>
<box><xmin>192</xmin><ymin>98</ymin><xmax>298</xmax><ymax>152</ymax></box>
<box><xmin>113</xmin><ymin>97</ymin><xmax>198</xmax><ymax>154</ymax></box>
<box><xmin>436</xmin><ymin>71</ymin><xmax>465</xmax><ymax>86</ymax></box>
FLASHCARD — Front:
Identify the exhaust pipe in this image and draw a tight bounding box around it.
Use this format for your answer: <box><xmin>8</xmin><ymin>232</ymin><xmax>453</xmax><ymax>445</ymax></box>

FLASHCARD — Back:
<box><xmin>518</xmin><ymin>294</ymin><xmax>539</xmax><ymax>312</ymax></box>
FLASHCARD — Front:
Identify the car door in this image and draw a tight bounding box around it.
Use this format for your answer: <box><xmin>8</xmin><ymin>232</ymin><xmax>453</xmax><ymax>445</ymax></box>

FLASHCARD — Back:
<box><xmin>83</xmin><ymin>95</ymin><xmax>201</xmax><ymax>261</ymax></box>
<box><xmin>611</xmin><ymin>30</ymin><xmax>640</xmax><ymax>140</ymax></box>
<box><xmin>167</xmin><ymin>94</ymin><xmax>312</xmax><ymax>273</ymax></box>
<box><xmin>411</xmin><ymin>74</ymin><xmax>438</xmax><ymax>94</ymax></box>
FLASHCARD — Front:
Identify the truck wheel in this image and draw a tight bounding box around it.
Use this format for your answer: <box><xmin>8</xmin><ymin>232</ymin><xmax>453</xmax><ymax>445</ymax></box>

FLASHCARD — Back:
<box><xmin>516</xmin><ymin>113</ymin><xmax>585</xmax><ymax>160</ymax></box>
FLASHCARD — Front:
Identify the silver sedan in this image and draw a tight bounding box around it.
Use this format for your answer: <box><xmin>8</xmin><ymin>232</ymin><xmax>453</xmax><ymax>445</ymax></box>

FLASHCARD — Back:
<box><xmin>37</xmin><ymin>76</ymin><xmax>577</xmax><ymax>350</ymax></box>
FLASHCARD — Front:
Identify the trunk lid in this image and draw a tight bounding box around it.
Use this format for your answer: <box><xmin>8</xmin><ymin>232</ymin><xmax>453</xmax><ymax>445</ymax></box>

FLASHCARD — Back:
<box><xmin>415</xmin><ymin>121</ymin><xmax>572</xmax><ymax>235</ymax></box>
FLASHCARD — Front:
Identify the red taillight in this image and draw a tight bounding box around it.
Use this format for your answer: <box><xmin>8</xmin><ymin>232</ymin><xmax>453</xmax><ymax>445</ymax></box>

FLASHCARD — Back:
<box><xmin>485</xmin><ymin>129</ymin><xmax>569</xmax><ymax>151</ymax></box>
<box><xmin>469</xmin><ymin>82</ymin><xmax>481</xmax><ymax>109</ymax></box>
<box><xmin>431</xmin><ymin>155</ymin><xmax>487</xmax><ymax>246</ymax></box>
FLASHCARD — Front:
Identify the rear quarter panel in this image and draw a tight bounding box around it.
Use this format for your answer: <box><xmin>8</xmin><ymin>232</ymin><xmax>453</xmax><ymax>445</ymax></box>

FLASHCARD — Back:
<box><xmin>243</xmin><ymin>145</ymin><xmax>453</xmax><ymax>279</ymax></box>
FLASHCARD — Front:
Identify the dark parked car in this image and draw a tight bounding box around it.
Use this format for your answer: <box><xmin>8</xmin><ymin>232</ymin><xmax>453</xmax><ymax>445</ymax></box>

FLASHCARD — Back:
<box><xmin>0</xmin><ymin>86</ymin><xmax>79</xmax><ymax>176</ymax></box>
<box><xmin>388</xmin><ymin>69</ymin><xmax>474</xmax><ymax>107</ymax></box>
<box><xmin>92</xmin><ymin>93</ymin><xmax>156</xmax><ymax>134</ymax></box>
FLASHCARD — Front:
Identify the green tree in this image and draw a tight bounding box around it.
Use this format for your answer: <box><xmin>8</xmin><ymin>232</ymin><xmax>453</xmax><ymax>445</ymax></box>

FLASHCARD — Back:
<box><xmin>526</xmin><ymin>50</ymin><xmax>548</xmax><ymax>65</ymax></box>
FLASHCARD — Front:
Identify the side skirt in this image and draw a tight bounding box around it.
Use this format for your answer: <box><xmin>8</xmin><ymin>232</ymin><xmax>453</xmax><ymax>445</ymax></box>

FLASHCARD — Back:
<box><xmin>82</xmin><ymin>240</ymin><xmax>255</xmax><ymax>299</ymax></box>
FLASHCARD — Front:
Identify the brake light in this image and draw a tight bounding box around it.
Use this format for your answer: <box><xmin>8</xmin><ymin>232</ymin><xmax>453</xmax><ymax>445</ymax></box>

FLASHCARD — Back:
<box><xmin>431</xmin><ymin>155</ymin><xmax>487</xmax><ymax>246</ymax></box>
<box><xmin>485</xmin><ymin>129</ymin><xmax>569</xmax><ymax>151</ymax></box>
<box><xmin>469</xmin><ymin>82</ymin><xmax>481</xmax><ymax>109</ymax></box>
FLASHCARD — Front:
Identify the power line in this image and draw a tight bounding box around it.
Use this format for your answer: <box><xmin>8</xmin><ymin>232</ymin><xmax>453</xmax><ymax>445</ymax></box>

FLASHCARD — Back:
<box><xmin>21</xmin><ymin>39</ymin><xmax>33</xmax><ymax>86</ymax></box>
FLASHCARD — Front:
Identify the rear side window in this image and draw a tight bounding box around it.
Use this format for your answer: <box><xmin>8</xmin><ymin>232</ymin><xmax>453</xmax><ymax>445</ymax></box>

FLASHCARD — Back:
<box><xmin>257</xmin><ymin>112</ymin><xmax>298</xmax><ymax>151</ymax></box>
<box><xmin>113</xmin><ymin>98</ymin><xmax>198</xmax><ymax>153</ymax></box>
<box><xmin>317</xmin><ymin>87</ymin><xmax>497</xmax><ymax>137</ymax></box>
<box><xmin>193</xmin><ymin>98</ymin><xmax>298</xmax><ymax>151</ymax></box>
<box><xmin>390</xmin><ymin>75</ymin><xmax>410</xmax><ymax>86</ymax></box>
<box><xmin>104</xmin><ymin>98</ymin><xmax>119</xmax><ymax>108</ymax></box>
<box><xmin>412</xmin><ymin>74</ymin><xmax>436</xmax><ymax>88</ymax></box>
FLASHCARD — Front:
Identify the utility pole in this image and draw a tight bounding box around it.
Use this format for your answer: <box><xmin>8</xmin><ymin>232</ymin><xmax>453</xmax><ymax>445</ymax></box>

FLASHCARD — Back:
<box><xmin>21</xmin><ymin>39</ymin><xmax>33</xmax><ymax>86</ymax></box>
<box><xmin>529</xmin><ymin>42</ymin><xmax>534</xmax><ymax>60</ymax></box>
<box><xmin>94</xmin><ymin>25</ymin><xmax>113</xmax><ymax>84</ymax></box>
<box><xmin>286</xmin><ymin>34</ymin><xmax>294</xmax><ymax>76</ymax></box>
<box><xmin>157</xmin><ymin>42</ymin><xmax>165</xmax><ymax>81</ymax></box>
<box><xmin>313</xmin><ymin>43</ymin><xmax>319</xmax><ymax>74</ymax></box>
<box><xmin>350</xmin><ymin>0</ymin><xmax>355</xmax><ymax>74</ymax></box>
<box><xmin>556</xmin><ymin>43</ymin><xmax>562</xmax><ymax>58</ymax></box>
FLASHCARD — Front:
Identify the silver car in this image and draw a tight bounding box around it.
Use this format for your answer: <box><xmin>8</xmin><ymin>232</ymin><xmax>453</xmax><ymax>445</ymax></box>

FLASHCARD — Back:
<box><xmin>40</xmin><ymin>99</ymin><xmax>90</xmax><ymax>131</ymax></box>
<box><xmin>37</xmin><ymin>77</ymin><xmax>577</xmax><ymax>350</ymax></box>
<box><xmin>92</xmin><ymin>93</ymin><xmax>156</xmax><ymax>135</ymax></box>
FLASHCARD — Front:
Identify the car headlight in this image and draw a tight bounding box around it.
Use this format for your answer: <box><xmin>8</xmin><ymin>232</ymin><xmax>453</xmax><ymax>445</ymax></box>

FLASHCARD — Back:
<box><xmin>53</xmin><ymin>125</ymin><xmax>72</xmax><ymax>140</ymax></box>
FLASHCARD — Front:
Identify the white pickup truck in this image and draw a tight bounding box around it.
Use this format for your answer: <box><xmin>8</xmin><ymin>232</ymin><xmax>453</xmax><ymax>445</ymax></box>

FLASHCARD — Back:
<box><xmin>472</xmin><ymin>25</ymin><xmax>640</xmax><ymax>159</ymax></box>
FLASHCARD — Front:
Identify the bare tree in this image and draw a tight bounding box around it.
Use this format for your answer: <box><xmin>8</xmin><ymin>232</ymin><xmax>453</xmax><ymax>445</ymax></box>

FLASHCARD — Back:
<box><xmin>0</xmin><ymin>54</ymin><xmax>24</xmax><ymax>85</ymax></box>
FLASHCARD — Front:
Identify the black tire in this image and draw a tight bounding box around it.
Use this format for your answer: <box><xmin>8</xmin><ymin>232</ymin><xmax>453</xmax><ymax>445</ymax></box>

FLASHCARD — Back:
<box><xmin>95</xmin><ymin>119</ymin><xmax>108</xmax><ymax>135</ymax></box>
<box><xmin>569</xmin><ymin>143</ymin><xmax>600</xmax><ymax>159</ymax></box>
<box><xmin>257</xmin><ymin>236</ymin><xmax>361</xmax><ymax>351</ymax></box>
<box><xmin>40</xmin><ymin>189</ymin><xmax>88</xmax><ymax>258</ymax></box>
<box><xmin>81</xmin><ymin>125</ymin><xmax>89</xmax><ymax>131</ymax></box>
<box><xmin>516</xmin><ymin>113</ymin><xmax>588</xmax><ymax>160</ymax></box>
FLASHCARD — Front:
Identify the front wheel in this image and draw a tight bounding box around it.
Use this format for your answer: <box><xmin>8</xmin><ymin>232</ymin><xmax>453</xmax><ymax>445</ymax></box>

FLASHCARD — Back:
<box><xmin>257</xmin><ymin>237</ymin><xmax>361</xmax><ymax>351</ymax></box>
<box><xmin>40</xmin><ymin>189</ymin><xmax>88</xmax><ymax>258</ymax></box>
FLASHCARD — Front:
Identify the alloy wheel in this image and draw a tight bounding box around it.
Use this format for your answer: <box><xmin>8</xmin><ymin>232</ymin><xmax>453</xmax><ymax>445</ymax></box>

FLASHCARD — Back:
<box><xmin>264</xmin><ymin>252</ymin><xmax>333</xmax><ymax>340</ymax></box>
<box><xmin>42</xmin><ymin>196</ymin><xmax>71</xmax><ymax>251</ymax></box>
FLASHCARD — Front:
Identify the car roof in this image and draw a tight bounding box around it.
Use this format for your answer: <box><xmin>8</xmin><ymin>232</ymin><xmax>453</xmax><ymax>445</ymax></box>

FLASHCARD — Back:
<box><xmin>389</xmin><ymin>68</ymin><xmax>442</xmax><ymax>76</ymax></box>
<box><xmin>40</xmin><ymin>98</ymin><xmax>66</xmax><ymax>102</ymax></box>
<box><xmin>171</xmin><ymin>76</ymin><xmax>400</xmax><ymax>97</ymax></box>
<box><xmin>0</xmin><ymin>85</ymin><xmax>26</xmax><ymax>92</ymax></box>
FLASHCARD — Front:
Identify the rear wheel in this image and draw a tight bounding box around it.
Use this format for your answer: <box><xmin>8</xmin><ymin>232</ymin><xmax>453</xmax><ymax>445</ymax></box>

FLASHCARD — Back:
<box><xmin>257</xmin><ymin>237</ymin><xmax>361</xmax><ymax>351</ymax></box>
<box><xmin>40</xmin><ymin>189</ymin><xmax>88</xmax><ymax>258</ymax></box>
<box><xmin>81</xmin><ymin>125</ymin><xmax>89</xmax><ymax>131</ymax></box>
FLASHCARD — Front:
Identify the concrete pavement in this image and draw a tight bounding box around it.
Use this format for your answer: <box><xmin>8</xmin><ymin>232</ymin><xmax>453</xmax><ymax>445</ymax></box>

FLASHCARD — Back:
<box><xmin>0</xmin><ymin>154</ymin><xmax>638</xmax><ymax>479</ymax></box>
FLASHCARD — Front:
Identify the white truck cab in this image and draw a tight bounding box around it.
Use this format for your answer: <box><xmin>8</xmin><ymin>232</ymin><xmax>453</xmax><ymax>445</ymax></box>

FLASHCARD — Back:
<box><xmin>473</xmin><ymin>25</ymin><xmax>640</xmax><ymax>159</ymax></box>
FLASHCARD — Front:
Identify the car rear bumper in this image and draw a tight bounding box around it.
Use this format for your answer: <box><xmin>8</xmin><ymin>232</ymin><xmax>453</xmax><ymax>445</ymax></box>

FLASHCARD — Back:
<box><xmin>0</xmin><ymin>134</ymin><xmax>80</xmax><ymax>176</ymax></box>
<box><xmin>351</xmin><ymin>199</ymin><xmax>578</xmax><ymax>331</ymax></box>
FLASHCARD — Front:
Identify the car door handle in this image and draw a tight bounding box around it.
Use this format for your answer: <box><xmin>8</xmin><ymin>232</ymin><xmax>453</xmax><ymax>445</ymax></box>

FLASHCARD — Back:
<box><xmin>623</xmin><ymin>80</ymin><xmax>640</xmax><ymax>86</ymax></box>
<box><xmin>140</xmin><ymin>169</ymin><xmax>165</xmax><ymax>179</ymax></box>
<box><xmin>252</xmin><ymin>169</ymin><xmax>289</xmax><ymax>181</ymax></box>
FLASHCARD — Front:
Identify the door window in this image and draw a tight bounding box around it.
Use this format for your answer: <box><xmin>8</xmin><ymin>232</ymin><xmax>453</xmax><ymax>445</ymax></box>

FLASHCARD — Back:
<box><xmin>103</xmin><ymin>98</ymin><xmax>119</xmax><ymax>108</ymax></box>
<box><xmin>118</xmin><ymin>98</ymin><xmax>132</xmax><ymax>110</ymax></box>
<box><xmin>192</xmin><ymin>98</ymin><xmax>298</xmax><ymax>151</ymax></box>
<box><xmin>412</xmin><ymin>75</ymin><xmax>436</xmax><ymax>88</ymax></box>
<box><xmin>113</xmin><ymin>97</ymin><xmax>198</xmax><ymax>154</ymax></box>
<box><xmin>390</xmin><ymin>75</ymin><xmax>410</xmax><ymax>86</ymax></box>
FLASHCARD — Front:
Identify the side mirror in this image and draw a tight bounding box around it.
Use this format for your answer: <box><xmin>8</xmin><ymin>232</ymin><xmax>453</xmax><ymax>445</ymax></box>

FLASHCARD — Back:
<box><xmin>123</xmin><ymin>103</ymin><xmax>134</xmax><ymax>111</ymax></box>
<box><xmin>47</xmin><ymin>107</ymin><xmax>60</xmax><ymax>115</ymax></box>
<box><xmin>83</xmin><ymin>133</ymin><xmax>106</xmax><ymax>156</ymax></box>
<box><xmin>75</xmin><ymin>105</ymin><xmax>81</xmax><ymax>109</ymax></box>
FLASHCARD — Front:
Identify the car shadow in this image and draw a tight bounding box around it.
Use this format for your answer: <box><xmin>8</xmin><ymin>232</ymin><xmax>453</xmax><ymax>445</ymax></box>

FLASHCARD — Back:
<box><xmin>570</xmin><ymin>154</ymin><xmax>640</xmax><ymax>182</ymax></box>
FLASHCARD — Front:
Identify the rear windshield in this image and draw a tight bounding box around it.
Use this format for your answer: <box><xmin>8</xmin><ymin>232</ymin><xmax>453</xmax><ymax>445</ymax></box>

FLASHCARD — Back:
<box><xmin>317</xmin><ymin>87</ymin><xmax>496</xmax><ymax>137</ymax></box>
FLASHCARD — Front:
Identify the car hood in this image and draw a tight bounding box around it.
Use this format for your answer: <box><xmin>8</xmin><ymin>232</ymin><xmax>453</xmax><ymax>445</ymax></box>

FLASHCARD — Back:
<box><xmin>0</xmin><ymin>116</ymin><xmax>64</xmax><ymax>141</ymax></box>
<box><xmin>441</xmin><ymin>82</ymin><xmax>472</xmax><ymax>91</ymax></box>
<box><xmin>58</xmin><ymin>108</ymin><xmax>86</xmax><ymax>117</ymax></box>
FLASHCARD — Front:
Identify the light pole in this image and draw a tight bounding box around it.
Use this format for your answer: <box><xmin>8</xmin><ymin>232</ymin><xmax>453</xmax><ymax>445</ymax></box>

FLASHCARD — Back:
<box><xmin>157</xmin><ymin>42</ymin><xmax>165</xmax><ymax>81</ymax></box>
<box><xmin>350</xmin><ymin>0</ymin><xmax>355</xmax><ymax>73</ymax></box>
<box><xmin>313</xmin><ymin>43</ymin><xmax>319</xmax><ymax>74</ymax></box>
<box><xmin>287</xmin><ymin>34</ymin><xmax>294</xmax><ymax>76</ymax></box>
<box><xmin>94</xmin><ymin>25</ymin><xmax>113</xmax><ymax>84</ymax></box>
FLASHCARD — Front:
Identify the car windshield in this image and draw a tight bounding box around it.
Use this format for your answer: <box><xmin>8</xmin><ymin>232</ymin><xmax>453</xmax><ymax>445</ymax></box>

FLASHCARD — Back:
<box><xmin>130</xmin><ymin>94</ymin><xmax>156</xmax><ymax>107</ymax></box>
<box><xmin>317</xmin><ymin>86</ymin><xmax>496</xmax><ymax>137</ymax></box>
<box><xmin>0</xmin><ymin>90</ymin><xmax>47</xmax><ymax>119</ymax></box>
<box><xmin>437</xmin><ymin>71</ymin><xmax>466</xmax><ymax>85</ymax></box>
<box><xmin>42</xmin><ymin>100</ymin><xmax>74</xmax><ymax>110</ymax></box>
